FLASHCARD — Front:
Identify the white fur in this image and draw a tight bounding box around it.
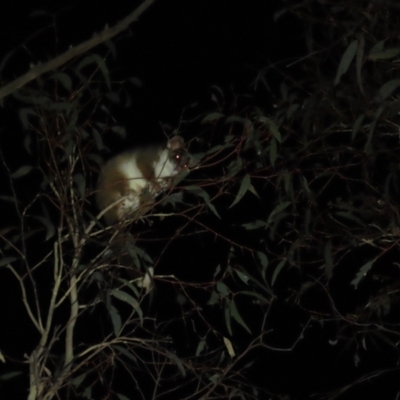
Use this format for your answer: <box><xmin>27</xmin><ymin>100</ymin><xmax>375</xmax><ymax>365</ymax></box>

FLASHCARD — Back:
<box><xmin>97</xmin><ymin>144</ymin><xmax>182</xmax><ymax>225</ymax></box>
<box><xmin>116</xmin><ymin>148</ymin><xmax>177</xmax><ymax>216</ymax></box>
<box><xmin>154</xmin><ymin>149</ymin><xmax>177</xmax><ymax>180</ymax></box>
<box><xmin>119</xmin><ymin>157</ymin><xmax>149</xmax><ymax>193</ymax></box>
<box><xmin>118</xmin><ymin>190</ymin><xmax>140</xmax><ymax>220</ymax></box>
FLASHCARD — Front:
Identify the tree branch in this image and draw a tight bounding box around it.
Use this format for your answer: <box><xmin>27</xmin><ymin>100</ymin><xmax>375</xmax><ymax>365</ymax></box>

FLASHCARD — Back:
<box><xmin>0</xmin><ymin>0</ymin><xmax>156</xmax><ymax>102</ymax></box>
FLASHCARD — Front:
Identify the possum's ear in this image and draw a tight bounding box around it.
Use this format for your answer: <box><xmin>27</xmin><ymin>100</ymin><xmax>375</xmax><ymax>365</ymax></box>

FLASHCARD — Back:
<box><xmin>167</xmin><ymin>135</ymin><xmax>184</xmax><ymax>151</ymax></box>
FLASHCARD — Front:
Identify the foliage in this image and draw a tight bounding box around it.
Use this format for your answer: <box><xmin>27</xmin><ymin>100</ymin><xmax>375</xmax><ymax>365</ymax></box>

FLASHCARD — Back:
<box><xmin>1</xmin><ymin>0</ymin><xmax>400</xmax><ymax>399</ymax></box>
<box><xmin>0</xmin><ymin>50</ymin><xmax>275</xmax><ymax>399</ymax></box>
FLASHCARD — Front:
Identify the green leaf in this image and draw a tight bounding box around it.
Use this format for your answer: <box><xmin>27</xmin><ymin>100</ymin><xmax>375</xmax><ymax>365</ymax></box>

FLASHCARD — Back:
<box><xmin>287</xmin><ymin>241</ymin><xmax>298</xmax><ymax>266</ymax></box>
<box><xmin>33</xmin><ymin>216</ymin><xmax>55</xmax><ymax>241</ymax></box>
<box><xmin>0</xmin><ymin>50</ymin><xmax>16</xmax><ymax>74</ymax></box>
<box><xmin>257</xmin><ymin>251</ymin><xmax>269</xmax><ymax>280</ymax></box>
<box><xmin>229</xmin><ymin>299</ymin><xmax>251</xmax><ymax>334</ymax></box>
<box><xmin>111</xmin><ymin>289</ymin><xmax>138</xmax><ymax>308</ymax></box>
<box><xmin>125</xmin><ymin>245</ymin><xmax>141</xmax><ymax>269</ymax></box>
<box><xmin>82</xmin><ymin>386</ymin><xmax>92</xmax><ymax>399</ymax></box>
<box><xmin>73</xmin><ymin>173</ymin><xmax>86</xmax><ymax>198</ymax></box>
<box><xmin>248</xmin><ymin>183</ymin><xmax>260</xmax><ymax>199</ymax></box>
<box><xmin>11</xmin><ymin>165</ymin><xmax>32</xmax><ymax>179</ymax></box>
<box><xmin>164</xmin><ymin>193</ymin><xmax>185</xmax><ymax>209</ymax></box>
<box><xmin>351</xmin><ymin>260</ymin><xmax>375</xmax><ymax>289</ymax></box>
<box><xmin>368</xmin><ymin>47</ymin><xmax>400</xmax><ymax>60</ymax></box>
<box><xmin>364</xmin><ymin>105</ymin><xmax>385</xmax><ymax>153</ymax></box>
<box><xmin>48</xmin><ymin>102</ymin><xmax>72</xmax><ymax>111</ymax></box>
<box><xmin>128</xmin><ymin>76</ymin><xmax>142</xmax><ymax>87</ymax></box>
<box><xmin>133</xmin><ymin>246</ymin><xmax>153</xmax><ymax>264</ymax></box>
<box><xmin>283</xmin><ymin>171</ymin><xmax>293</xmax><ymax>196</ymax></box>
<box><xmin>118</xmin><ymin>278</ymin><xmax>140</xmax><ymax>298</ymax></box>
<box><xmin>356</xmin><ymin>33</ymin><xmax>364</xmax><ymax>94</ymax></box>
<box><xmin>185</xmin><ymin>186</ymin><xmax>220</xmax><ymax>218</ymax></box>
<box><xmin>223</xmin><ymin>336</ymin><xmax>235</xmax><ymax>357</ymax></box>
<box><xmin>230</xmin><ymin>174</ymin><xmax>251</xmax><ymax>208</ymax></box>
<box><xmin>268</xmin><ymin>119</ymin><xmax>281</xmax><ymax>143</ymax></box>
<box><xmin>89</xmin><ymin>272</ymin><xmax>104</xmax><ymax>284</ymax></box>
<box><xmin>216</xmin><ymin>281</ymin><xmax>229</xmax><ymax>296</ymax></box>
<box><xmin>196</xmin><ymin>337</ymin><xmax>206</xmax><ymax>356</ymax></box>
<box><xmin>71</xmin><ymin>374</ymin><xmax>86</xmax><ymax>388</ymax></box>
<box><xmin>104</xmin><ymin>39</ymin><xmax>117</xmax><ymax>58</ymax></box>
<box><xmin>257</xmin><ymin>116</ymin><xmax>281</xmax><ymax>142</ymax></box>
<box><xmin>234</xmin><ymin>265</ymin><xmax>272</xmax><ymax>294</ymax></box>
<box><xmin>335</xmin><ymin>211</ymin><xmax>366</xmax><ymax>227</ymax></box>
<box><xmin>273</xmin><ymin>7</ymin><xmax>288</xmax><ymax>21</ymax></box>
<box><xmin>286</xmin><ymin>103</ymin><xmax>299</xmax><ymax>119</ymax></box>
<box><xmin>267</xmin><ymin>201</ymin><xmax>291</xmax><ymax>224</ymax></box>
<box><xmin>208</xmin><ymin>374</ymin><xmax>220</xmax><ymax>384</ymax></box>
<box><xmin>208</xmin><ymin>290</ymin><xmax>219</xmax><ymax>305</ymax></box>
<box><xmin>77</xmin><ymin>54</ymin><xmax>110</xmax><ymax>89</ymax></box>
<box><xmin>205</xmin><ymin>144</ymin><xmax>226</xmax><ymax>155</ymax></box>
<box><xmin>108</xmin><ymin>305</ymin><xmax>121</xmax><ymax>336</ymax></box>
<box><xmin>368</xmin><ymin>40</ymin><xmax>385</xmax><ymax>55</ymax></box>
<box><xmin>225</xmin><ymin>158</ymin><xmax>243</xmax><ymax>178</ymax></box>
<box><xmin>91</xmin><ymin>128</ymin><xmax>104</xmax><ymax>151</ymax></box>
<box><xmin>225</xmin><ymin>115</ymin><xmax>249</xmax><ymax>125</ymax></box>
<box><xmin>0</xmin><ymin>196</ymin><xmax>16</xmax><ymax>203</ymax></box>
<box><xmin>106</xmin><ymin>92</ymin><xmax>120</xmax><ymax>103</ymax></box>
<box><xmin>242</xmin><ymin>220</ymin><xmax>267</xmax><ymax>230</ymax></box>
<box><xmin>334</xmin><ymin>40</ymin><xmax>357</xmax><ymax>85</ymax></box>
<box><xmin>300</xmin><ymin>175</ymin><xmax>313</xmax><ymax>200</ymax></box>
<box><xmin>238</xmin><ymin>291</ymin><xmax>269</xmax><ymax>303</ymax></box>
<box><xmin>13</xmin><ymin>91</ymin><xmax>51</xmax><ymax>106</ymax></box>
<box><xmin>18</xmin><ymin>108</ymin><xmax>37</xmax><ymax>130</ymax></box>
<box><xmin>235</xmin><ymin>270</ymin><xmax>249</xmax><ymax>285</ymax></box>
<box><xmin>116</xmin><ymin>394</ymin><xmax>130</xmax><ymax>400</ymax></box>
<box><xmin>110</xmin><ymin>125</ymin><xmax>127</xmax><ymax>138</ymax></box>
<box><xmin>51</xmin><ymin>72</ymin><xmax>72</xmax><ymax>91</ymax></box>
<box><xmin>0</xmin><ymin>257</ymin><xmax>18</xmax><ymax>267</ymax></box>
<box><xmin>351</xmin><ymin>115</ymin><xmax>365</xmax><ymax>141</ymax></box>
<box><xmin>213</xmin><ymin>264</ymin><xmax>221</xmax><ymax>277</ymax></box>
<box><xmin>166</xmin><ymin>350</ymin><xmax>186</xmax><ymax>376</ymax></box>
<box><xmin>0</xmin><ymin>371</ymin><xmax>23</xmax><ymax>380</ymax></box>
<box><xmin>112</xmin><ymin>345</ymin><xmax>138</xmax><ymax>364</ymax></box>
<box><xmin>271</xmin><ymin>259</ymin><xmax>286</xmax><ymax>286</ymax></box>
<box><xmin>378</xmin><ymin>79</ymin><xmax>400</xmax><ymax>101</ymax></box>
<box><xmin>23</xmin><ymin>132</ymin><xmax>33</xmax><ymax>155</ymax></box>
<box><xmin>111</xmin><ymin>289</ymin><xmax>143</xmax><ymax>324</ymax></box>
<box><xmin>201</xmin><ymin>112</ymin><xmax>225</xmax><ymax>123</ymax></box>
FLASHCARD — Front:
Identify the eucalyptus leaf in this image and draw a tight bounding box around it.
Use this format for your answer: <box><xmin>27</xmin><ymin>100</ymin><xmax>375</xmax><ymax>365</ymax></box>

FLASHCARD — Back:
<box><xmin>334</xmin><ymin>40</ymin><xmax>357</xmax><ymax>85</ymax></box>
<box><xmin>230</xmin><ymin>299</ymin><xmax>251</xmax><ymax>334</ymax></box>
<box><xmin>33</xmin><ymin>216</ymin><xmax>55</xmax><ymax>241</ymax></box>
<box><xmin>351</xmin><ymin>260</ymin><xmax>375</xmax><ymax>289</ymax></box>
<box><xmin>230</xmin><ymin>174</ymin><xmax>251</xmax><ymax>208</ymax></box>
<box><xmin>11</xmin><ymin>165</ymin><xmax>32</xmax><ymax>179</ymax></box>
